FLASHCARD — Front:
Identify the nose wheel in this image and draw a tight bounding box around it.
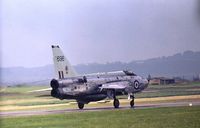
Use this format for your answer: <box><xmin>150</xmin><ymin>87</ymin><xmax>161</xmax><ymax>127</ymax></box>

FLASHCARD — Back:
<box><xmin>130</xmin><ymin>95</ymin><xmax>135</xmax><ymax>108</ymax></box>
<box><xmin>130</xmin><ymin>99</ymin><xmax>135</xmax><ymax>108</ymax></box>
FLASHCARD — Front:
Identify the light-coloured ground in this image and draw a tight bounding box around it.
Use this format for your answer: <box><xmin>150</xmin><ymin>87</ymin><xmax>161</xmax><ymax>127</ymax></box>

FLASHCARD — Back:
<box><xmin>1</xmin><ymin>95</ymin><xmax>199</xmax><ymax>111</ymax></box>
<box><xmin>0</xmin><ymin>98</ymin><xmax>55</xmax><ymax>105</ymax></box>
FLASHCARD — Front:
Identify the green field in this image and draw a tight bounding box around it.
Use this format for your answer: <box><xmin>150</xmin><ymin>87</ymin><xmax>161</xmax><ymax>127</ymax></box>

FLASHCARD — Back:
<box><xmin>0</xmin><ymin>82</ymin><xmax>200</xmax><ymax>111</ymax></box>
<box><xmin>1</xmin><ymin>106</ymin><xmax>200</xmax><ymax>128</ymax></box>
<box><xmin>0</xmin><ymin>85</ymin><xmax>50</xmax><ymax>100</ymax></box>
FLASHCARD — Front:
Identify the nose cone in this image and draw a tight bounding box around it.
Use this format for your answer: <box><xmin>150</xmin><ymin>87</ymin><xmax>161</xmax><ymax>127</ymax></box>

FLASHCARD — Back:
<box><xmin>143</xmin><ymin>78</ymin><xmax>149</xmax><ymax>89</ymax></box>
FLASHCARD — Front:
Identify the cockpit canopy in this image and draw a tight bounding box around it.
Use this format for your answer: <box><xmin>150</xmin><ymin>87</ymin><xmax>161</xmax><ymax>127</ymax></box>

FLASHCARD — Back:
<box><xmin>123</xmin><ymin>70</ymin><xmax>137</xmax><ymax>76</ymax></box>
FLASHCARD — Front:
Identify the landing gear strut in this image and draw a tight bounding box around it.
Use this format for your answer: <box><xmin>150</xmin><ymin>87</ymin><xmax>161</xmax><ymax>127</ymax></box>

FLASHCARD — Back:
<box><xmin>130</xmin><ymin>95</ymin><xmax>135</xmax><ymax>108</ymax></box>
<box><xmin>78</xmin><ymin>102</ymin><xmax>84</xmax><ymax>109</ymax></box>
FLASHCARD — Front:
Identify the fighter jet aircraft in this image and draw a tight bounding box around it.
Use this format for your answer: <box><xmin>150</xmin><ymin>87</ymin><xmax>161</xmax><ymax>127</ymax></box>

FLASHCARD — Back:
<box><xmin>37</xmin><ymin>45</ymin><xmax>149</xmax><ymax>109</ymax></box>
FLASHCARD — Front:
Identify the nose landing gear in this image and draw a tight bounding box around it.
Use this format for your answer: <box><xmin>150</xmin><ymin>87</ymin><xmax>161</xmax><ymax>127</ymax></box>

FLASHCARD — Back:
<box><xmin>130</xmin><ymin>95</ymin><xmax>135</xmax><ymax>108</ymax></box>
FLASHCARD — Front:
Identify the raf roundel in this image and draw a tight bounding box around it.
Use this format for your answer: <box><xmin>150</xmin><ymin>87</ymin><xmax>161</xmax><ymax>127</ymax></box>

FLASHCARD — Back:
<box><xmin>134</xmin><ymin>80</ymin><xmax>139</xmax><ymax>89</ymax></box>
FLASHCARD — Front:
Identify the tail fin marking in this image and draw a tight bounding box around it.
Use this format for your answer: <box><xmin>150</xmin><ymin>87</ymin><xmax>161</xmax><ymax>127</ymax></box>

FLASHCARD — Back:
<box><xmin>52</xmin><ymin>45</ymin><xmax>77</xmax><ymax>79</ymax></box>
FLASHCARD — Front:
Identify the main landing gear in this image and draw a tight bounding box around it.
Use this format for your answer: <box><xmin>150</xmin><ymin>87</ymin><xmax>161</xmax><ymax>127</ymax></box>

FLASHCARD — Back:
<box><xmin>78</xmin><ymin>102</ymin><xmax>84</xmax><ymax>109</ymax></box>
<box><xmin>113</xmin><ymin>98</ymin><xmax>120</xmax><ymax>108</ymax></box>
<box><xmin>112</xmin><ymin>91</ymin><xmax>120</xmax><ymax>108</ymax></box>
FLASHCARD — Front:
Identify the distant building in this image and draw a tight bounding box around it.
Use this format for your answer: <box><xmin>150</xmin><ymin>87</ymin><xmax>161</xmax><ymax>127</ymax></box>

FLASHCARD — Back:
<box><xmin>149</xmin><ymin>77</ymin><xmax>175</xmax><ymax>85</ymax></box>
<box><xmin>193</xmin><ymin>74</ymin><xmax>200</xmax><ymax>82</ymax></box>
<box><xmin>173</xmin><ymin>77</ymin><xmax>185</xmax><ymax>83</ymax></box>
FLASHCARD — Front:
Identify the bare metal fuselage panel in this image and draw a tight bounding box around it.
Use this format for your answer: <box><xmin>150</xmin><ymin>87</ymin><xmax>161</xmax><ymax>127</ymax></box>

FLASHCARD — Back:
<box><xmin>51</xmin><ymin>70</ymin><xmax>148</xmax><ymax>103</ymax></box>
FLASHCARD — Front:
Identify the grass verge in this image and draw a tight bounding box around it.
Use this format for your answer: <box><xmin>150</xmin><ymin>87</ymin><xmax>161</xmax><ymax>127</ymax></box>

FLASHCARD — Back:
<box><xmin>1</xmin><ymin>106</ymin><xmax>200</xmax><ymax>128</ymax></box>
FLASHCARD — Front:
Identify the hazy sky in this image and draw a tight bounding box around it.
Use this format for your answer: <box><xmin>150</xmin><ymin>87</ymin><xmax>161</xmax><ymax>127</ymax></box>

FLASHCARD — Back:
<box><xmin>1</xmin><ymin>0</ymin><xmax>200</xmax><ymax>68</ymax></box>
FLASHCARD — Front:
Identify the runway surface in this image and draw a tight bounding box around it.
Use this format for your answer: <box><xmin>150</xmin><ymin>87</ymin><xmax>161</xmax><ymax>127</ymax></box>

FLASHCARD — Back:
<box><xmin>1</xmin><ymin>101</ymin><xmax>200</xmax><ymax>117</ymax></box>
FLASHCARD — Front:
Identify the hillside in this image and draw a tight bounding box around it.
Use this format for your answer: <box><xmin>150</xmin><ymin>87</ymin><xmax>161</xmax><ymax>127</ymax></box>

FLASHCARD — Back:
<box><xmin>1</xmin><ymin>50</ymin><xmax>200</xmax><ymax>86</ymax></box>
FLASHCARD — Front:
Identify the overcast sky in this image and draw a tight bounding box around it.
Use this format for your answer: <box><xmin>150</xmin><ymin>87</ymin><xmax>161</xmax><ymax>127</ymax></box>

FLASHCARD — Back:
<box><xmin>1</xmin><ymin>0</ymin><xmax>200</xmax><ymax>68</ymax></box>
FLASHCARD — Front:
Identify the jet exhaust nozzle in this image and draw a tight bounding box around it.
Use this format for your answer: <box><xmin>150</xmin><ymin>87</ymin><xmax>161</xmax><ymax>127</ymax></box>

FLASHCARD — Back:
<box><xmin>51</xmin><ymin>89</ymin><xmax>58</xmax><ymax>97</ymax></box>
<box><xmin>51</xmin><ymin>89</ymin><xmax>64</xmax><ymax>100</ymax></box>
<box><xmin>50</xmin><ymin>79</ymin><xmax>59</xmax><ymax>89</ymax></box>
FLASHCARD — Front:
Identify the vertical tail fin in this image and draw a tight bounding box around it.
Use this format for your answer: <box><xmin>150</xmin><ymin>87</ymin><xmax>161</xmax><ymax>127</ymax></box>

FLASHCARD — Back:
<box><xmin>52</xmin><ymin>45</ymin><xmax>77</xmax><ymax>79</ymax></box>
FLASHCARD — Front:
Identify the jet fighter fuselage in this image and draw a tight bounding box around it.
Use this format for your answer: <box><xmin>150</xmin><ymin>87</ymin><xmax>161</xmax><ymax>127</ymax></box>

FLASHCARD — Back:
<box><xmin>49</xmin><ymin>45</ymin><xmax>148</xmax><ymax>109</ymax></box>
<box><xmin>51</xmin><ymin>70</ymin><xmax>148</xmax><ymax>103</ymax></box>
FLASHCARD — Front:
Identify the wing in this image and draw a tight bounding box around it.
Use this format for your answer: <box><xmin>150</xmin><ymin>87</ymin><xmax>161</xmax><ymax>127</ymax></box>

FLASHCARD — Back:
<box><xmin>100</xmin><ymin>81</ymin><xmax>129</xmax><ymax>91</ymax></box>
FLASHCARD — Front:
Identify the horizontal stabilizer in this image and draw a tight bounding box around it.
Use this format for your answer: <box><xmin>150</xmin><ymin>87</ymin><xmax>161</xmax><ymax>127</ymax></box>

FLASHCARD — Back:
<box><xmin>27</xmin><ymin>88</ymin><xmax>51</xmax><ymax>93</ymax></box>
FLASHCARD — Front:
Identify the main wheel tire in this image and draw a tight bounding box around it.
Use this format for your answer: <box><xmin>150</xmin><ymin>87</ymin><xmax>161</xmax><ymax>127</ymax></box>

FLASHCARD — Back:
<box><xmin>78</xmin><ymin>102</ymin><xmax>84</xmax><ymax>109</ymax></box>
<box><xmin>130</xmin><ymin>99</ymin><xmax>135</xmax><ymax>108</ymax></box>
<box><xmin>113</xmin><ymin>99</ymin><xmax>120</xmax><ymax>108</ymax></box>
